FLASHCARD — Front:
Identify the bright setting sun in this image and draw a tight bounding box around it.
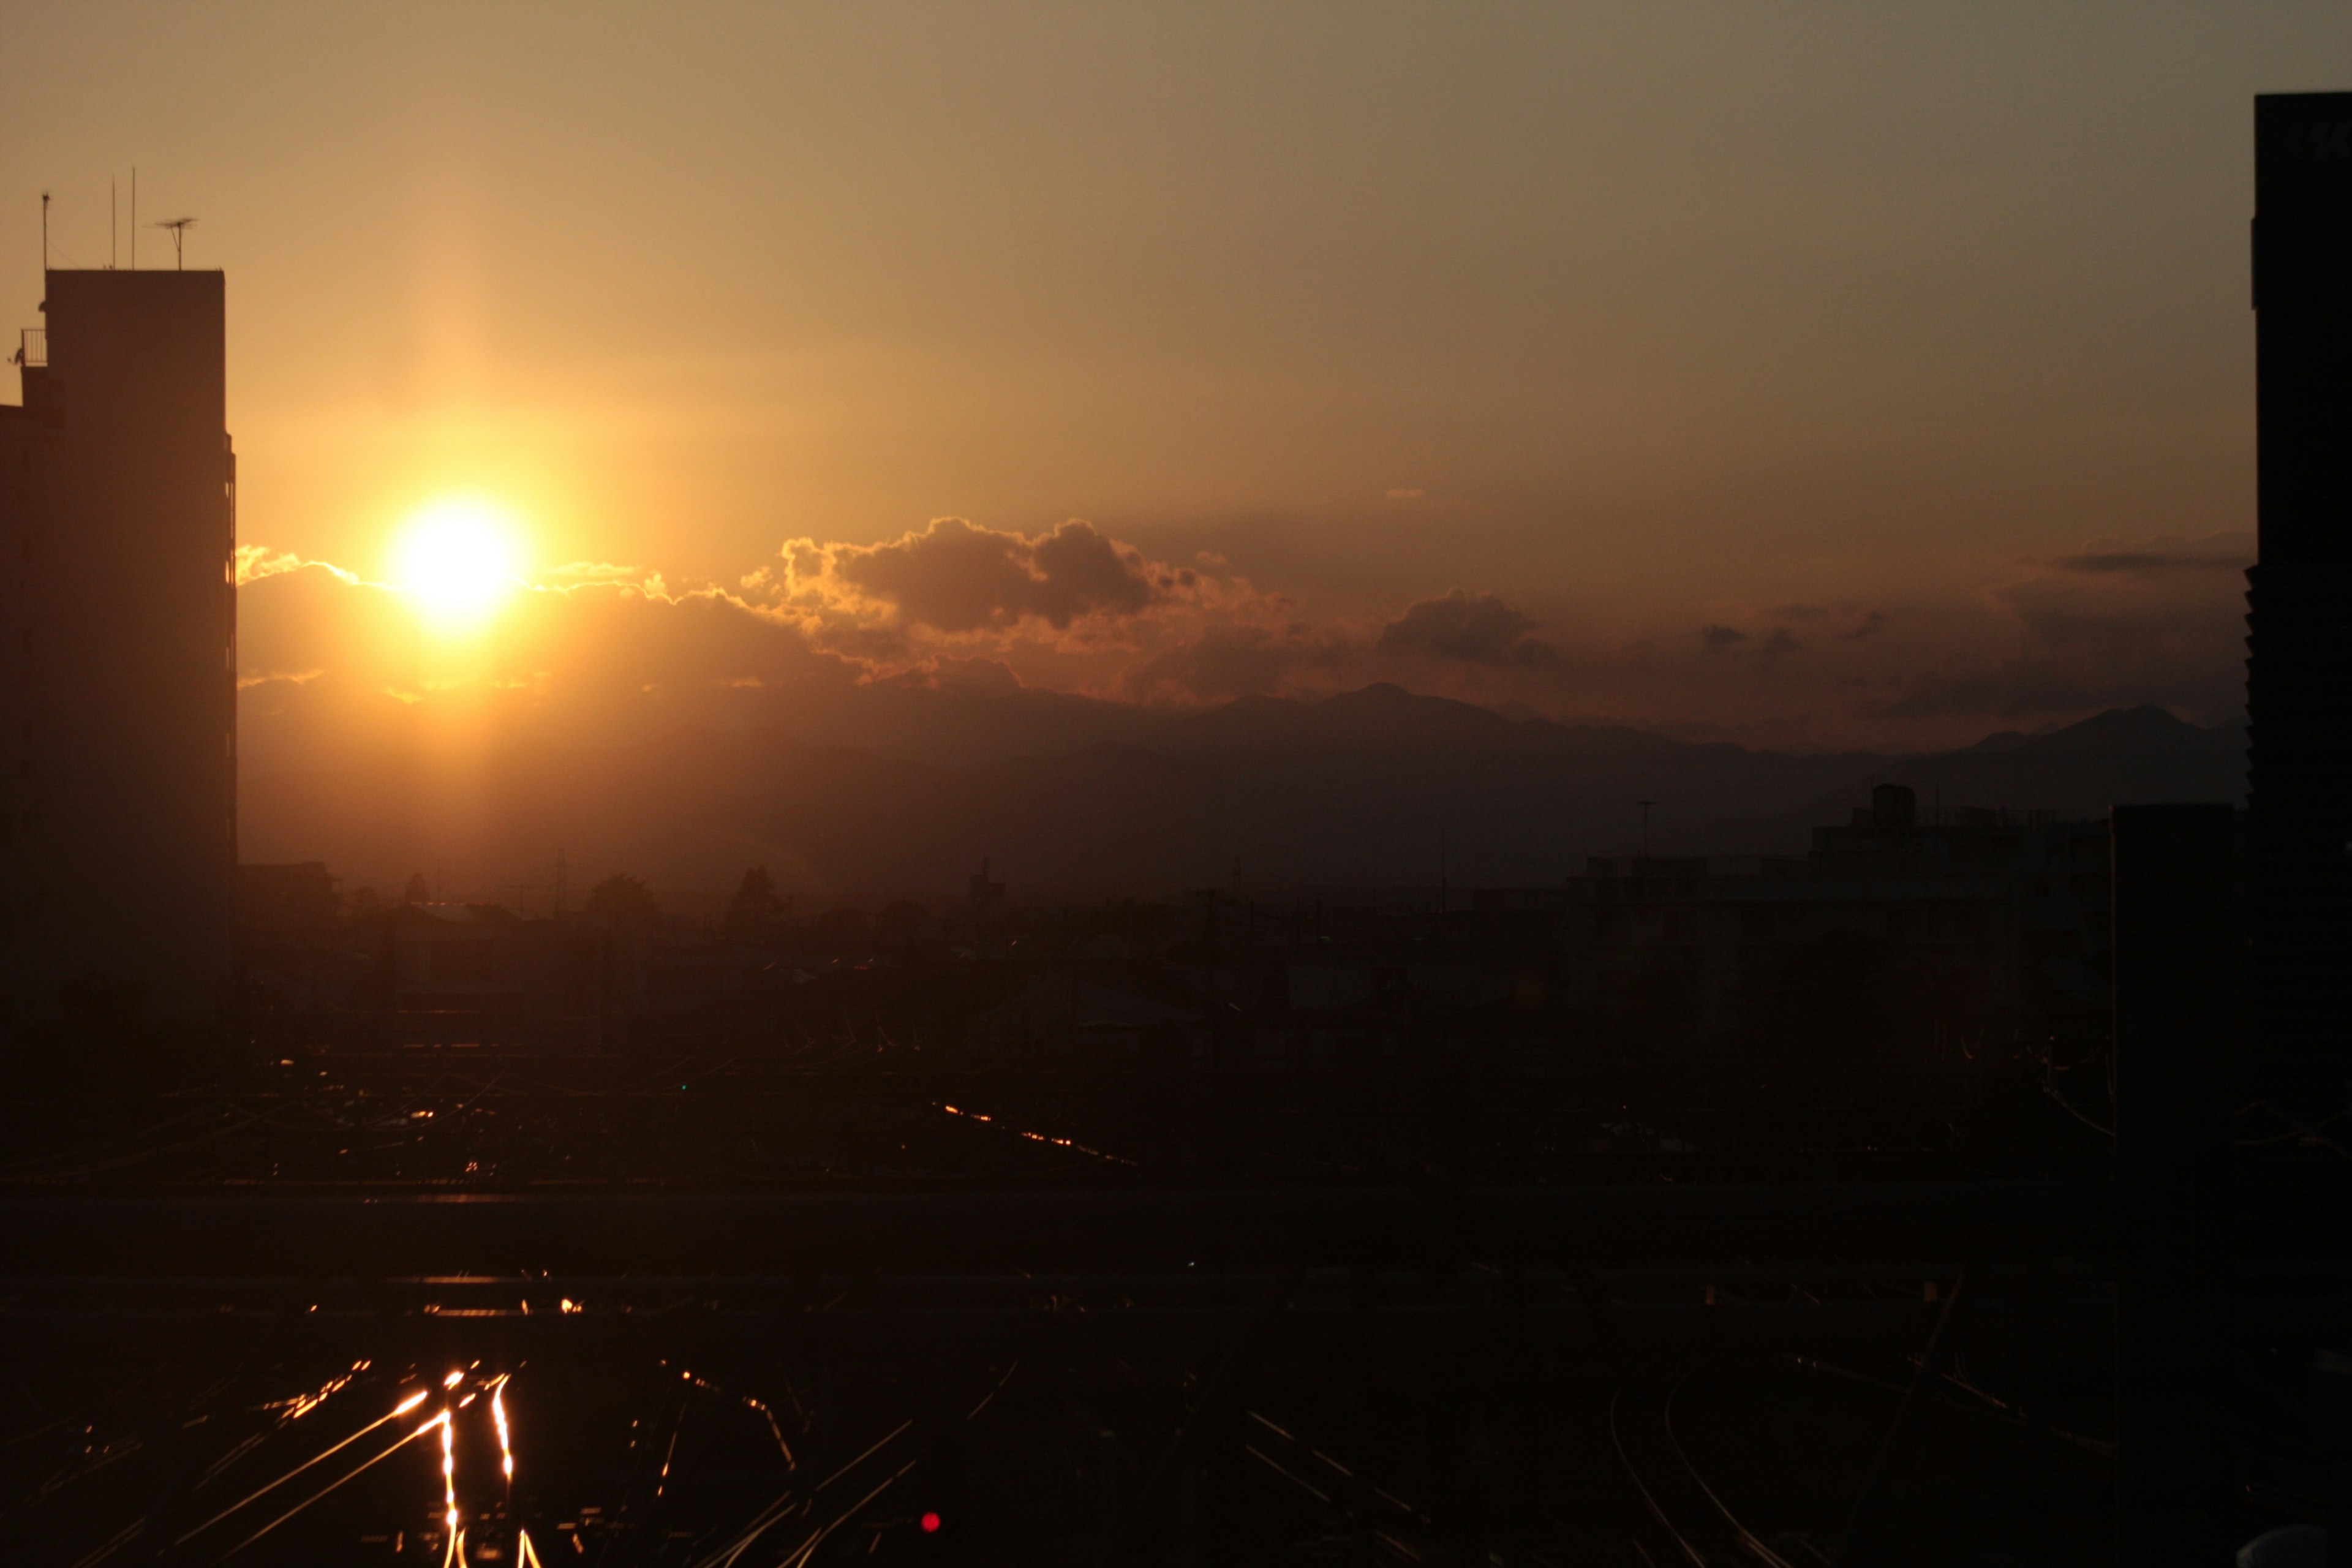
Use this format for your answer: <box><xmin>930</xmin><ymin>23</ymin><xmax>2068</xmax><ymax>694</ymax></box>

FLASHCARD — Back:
<box><xmin>389</xmin><ymin>497</ymin><xmax>526</xmax><ymax>631</ymax></box>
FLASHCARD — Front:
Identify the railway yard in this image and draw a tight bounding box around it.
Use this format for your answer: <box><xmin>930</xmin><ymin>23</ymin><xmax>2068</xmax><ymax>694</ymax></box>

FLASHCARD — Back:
<box><xmin>0</xmin><ymin>1033</ymin><xmax>2333</xmax><ymax>1564</ymax></box>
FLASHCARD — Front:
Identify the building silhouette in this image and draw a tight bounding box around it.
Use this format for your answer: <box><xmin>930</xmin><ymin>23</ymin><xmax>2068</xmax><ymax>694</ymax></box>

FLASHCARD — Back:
<box><xmin>1558</xmin><ymin>786</ymin><xmax>2110</xmax><ymax>1055</ymax></box>
<box><xmin>2248</xmin><ymin>94</ymin><xmax>2352</xmax><ymax>1076</ymax></box>
<box><xmin>1</xmin><ymin>268</ymin><xmax>236</xmax><ymax>1035</ymax></box>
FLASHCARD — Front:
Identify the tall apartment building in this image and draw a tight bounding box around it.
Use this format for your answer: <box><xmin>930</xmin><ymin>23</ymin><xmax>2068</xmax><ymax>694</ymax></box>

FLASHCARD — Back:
<box><xmin>2248</xmin><ymin>94</ymin><xmax>2352</xmax><ymax>1072</ymax></box>
<box><xmin>1</xmin><ymin>268</ymin><xmax>236</xmax><ymax>1034</ymax></box>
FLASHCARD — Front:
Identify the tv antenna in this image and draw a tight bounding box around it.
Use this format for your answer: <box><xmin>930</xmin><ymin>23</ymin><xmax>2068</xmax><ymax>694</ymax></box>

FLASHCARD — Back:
<box><xmin>150</xmin><ymin>216</ymin><xmax>196</xmax><ymax>269</ymax></box>
<box><xmin>40</xmin><ymin>192</ymin><xmax>49</xmax><ymax>269</ymax></box>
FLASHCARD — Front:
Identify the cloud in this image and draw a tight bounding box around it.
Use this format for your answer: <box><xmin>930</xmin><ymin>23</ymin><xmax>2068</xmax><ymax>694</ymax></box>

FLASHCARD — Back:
<box><xmin>1765</xmin><ymin>604</ymin><xmax>1883</xmax><ymax>638</ymax></box>
<box><xmin>778</xmin><ymin>517</ymin><xmax>1185</xmax><ymax>634</ymax></box>
<box><xmin>2049</xmin><ymin>531</ymin><xmax>2252</xmax><ymax>575</ymax></box>
<box><xmin>545</xmin><ymin>560</ymin><xmax>646</xmax><ymax>582</ymax></box>
<box><xmin>1123</xmin><ymin>623</ymin><xmax>1329</xmax><ymax>703</ymax></box>
<box><xmin>1996</xmin><ymin>571</ymin><xmax>2233</xmax><ymax>653</ymax></box>
<box><xmin>1754</xmin><ymin>627</ymin><xmax>1803</xmax><ymax>668</ymax></box>
<box><xmin>1377</xmin><ymin>590</ymin><xmax>1558</xmax><ymax>666</ymax></box>
<box><xmin>1699</xmin><ymin>624</ymin><xmax>1749</xmax><ymax>653</ymax></box>
<box><xmin>2057</xmin><ymin>551</ymin><xmax>2241</xmax><ymax>574</ymax></box>
<box><xmin>1871</xmin><ymin>536</ymin><xmax>2250</xmax><ymax>725</ymax></box>
<box><xmin>923</xmin><ymin>655</ymin><xmax>1023</xmax><ymax>695</ymax></box>
<box><xmin>227</xmin><ymin>510</ymin><xmax>2254</xmax><ymax>775</ymax></box>
<box><xmin>235</xmin><ymin>545</ymin><xmax>352</xmax><ymax>588</ymax></box>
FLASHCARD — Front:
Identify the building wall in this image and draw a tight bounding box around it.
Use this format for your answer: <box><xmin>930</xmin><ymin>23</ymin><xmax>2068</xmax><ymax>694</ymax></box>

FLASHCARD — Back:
<box><xmin>2</xmin><ymin>271</ymin><xmax>235</xmax><ymax>1029</ymax></box>
<box><xmin>0</xmin><ymin>402</ymin><xmax>39</xmax><ymax>1013</ymax></box>
<box><xmin>2249</xmin><ymin>92</ymin><xmax>2352</xmax><ymax>1062</ymax></box>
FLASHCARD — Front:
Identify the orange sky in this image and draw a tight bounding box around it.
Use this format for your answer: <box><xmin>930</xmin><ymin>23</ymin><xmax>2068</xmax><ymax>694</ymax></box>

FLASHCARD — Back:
<box><xmin>7</xmin><ymin>4</ymin><xmax>2344</xmax><ymax>749</ymax></box>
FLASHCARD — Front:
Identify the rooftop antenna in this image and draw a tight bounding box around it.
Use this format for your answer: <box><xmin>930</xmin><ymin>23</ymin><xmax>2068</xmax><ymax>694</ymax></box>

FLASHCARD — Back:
<box><xmin>129</xmin><ymin>169</ymin><xmax>135</xmax><ymax>268</ymax></box>
<box><xmin>110</xmin><ymin>179</ymin><xmax>116</xmax><ymax>268</ymax></box>
<box><xmin>151</xmin><ymin>217</ymin><xmax>195</xmax><ymax>270</ymax></box>
<box><xmin>40</xmin><ymin>191</ymin><xmax>49</xmax><ymax>270</ymax></box>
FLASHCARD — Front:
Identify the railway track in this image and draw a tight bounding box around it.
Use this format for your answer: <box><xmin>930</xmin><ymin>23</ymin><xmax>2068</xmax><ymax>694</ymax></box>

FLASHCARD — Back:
<box><xmin>1610</xmin><ymin>1355</ymin><xmax>1806</xmax><ymax>1568</ymax></box>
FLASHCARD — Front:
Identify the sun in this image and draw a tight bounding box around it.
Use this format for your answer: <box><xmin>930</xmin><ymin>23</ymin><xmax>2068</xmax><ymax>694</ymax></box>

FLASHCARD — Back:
<box><xmin>391</xmin><ymin>497</ymin><xmax>526</xmax><ymax>630</ymax></box>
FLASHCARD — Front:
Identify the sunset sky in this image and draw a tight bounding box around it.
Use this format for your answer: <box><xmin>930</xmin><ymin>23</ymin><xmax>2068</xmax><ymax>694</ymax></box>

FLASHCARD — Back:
<box><xmin>7</xmin><ymin>3</ymin><xmax>2346</xmax><ymax>755</ymax></box>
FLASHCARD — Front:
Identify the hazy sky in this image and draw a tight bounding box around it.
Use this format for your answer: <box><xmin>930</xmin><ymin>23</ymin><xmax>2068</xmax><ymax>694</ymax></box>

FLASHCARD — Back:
<box><xmin>7</xmin><ymin>4</ymin><xmax>2345</xmax><ymax>750</ymax></box>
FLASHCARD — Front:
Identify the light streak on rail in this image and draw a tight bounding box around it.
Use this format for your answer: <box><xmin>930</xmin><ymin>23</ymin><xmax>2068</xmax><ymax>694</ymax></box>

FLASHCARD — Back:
<box><xmin>218</xmin><ymin>1408</ymin><xmax>447</xmax><ymax>1559</ymax></box>
<box><xmin>175</xmin><ymin>1385</ymin><xmax>430</xmax><ymax>1545</ymax></box>
<box><xmin>932</xmin><ymin>1101</ymin><xmax>1137</xmax><ymax>1166</ymax></box>
<box><xmin>263</xmin><ymin>1359</ymin><xmax>371</xmax><ymax>1422</ymax></box>
<box><xmin>493</xmin><ymin>1378</ymin><xmax>516</xmax><ymax>1483</ymax></box>
<box><xmin>669</xmin><ymin>1360</ymin><xmax>798</xmax><ymax>1467</ymax></box>
<box><xmin>440</xmin><ymin>1408</ymin><xmax>462</xmax><ymax>1568</ymax></box>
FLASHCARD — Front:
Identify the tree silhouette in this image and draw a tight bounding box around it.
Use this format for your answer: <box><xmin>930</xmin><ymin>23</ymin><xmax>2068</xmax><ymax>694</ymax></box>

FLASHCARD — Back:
<box><xmin>401</xmin><ymin>872</ymin><xmax>430</xmax><ymax>905</ymax></box>
<box><xmin>723</xmin><ymin>865</ymin><xmax>789</xmax><ymax>941</ymax></box>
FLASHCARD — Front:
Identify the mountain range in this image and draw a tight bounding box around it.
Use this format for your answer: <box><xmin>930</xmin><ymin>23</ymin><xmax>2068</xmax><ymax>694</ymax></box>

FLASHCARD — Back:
<box><xmin>239</xmin><ymin>684</ymin><xmax>2248</xmax><ymax>909</ymax></box>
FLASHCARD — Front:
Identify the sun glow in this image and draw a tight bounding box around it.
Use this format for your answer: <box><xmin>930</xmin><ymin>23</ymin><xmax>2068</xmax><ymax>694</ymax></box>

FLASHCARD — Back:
<box><xmin>391</xmin><ymin>497</ymin><xmax>526</xmax><ymax>631</ymax></box>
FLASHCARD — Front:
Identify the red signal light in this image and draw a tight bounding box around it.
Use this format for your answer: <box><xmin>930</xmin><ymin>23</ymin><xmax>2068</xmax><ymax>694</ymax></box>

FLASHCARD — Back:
<box><xmin>920</xmin><ymin>1511</ymin><xmax>942</xmax><ymax>1534</ymax></box>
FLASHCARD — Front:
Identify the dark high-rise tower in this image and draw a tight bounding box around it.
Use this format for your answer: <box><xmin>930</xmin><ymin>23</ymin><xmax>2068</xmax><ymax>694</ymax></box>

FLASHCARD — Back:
<box><xmin>2249</xmin><ymin>94</ymin><xmax>2352</xmax><ymax>1074</ymax></box>
<box><xmin>1</xmin><ymin>270</ymin><xmax>236</xmax><ymax>1036</ymax></box>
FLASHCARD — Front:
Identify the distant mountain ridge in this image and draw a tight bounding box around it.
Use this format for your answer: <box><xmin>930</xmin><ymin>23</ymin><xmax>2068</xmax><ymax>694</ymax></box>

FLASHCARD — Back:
<box><xmin>240</xmin><ymin>686</ymin><xmax>2247</xmax><ymax>907</ymax></box>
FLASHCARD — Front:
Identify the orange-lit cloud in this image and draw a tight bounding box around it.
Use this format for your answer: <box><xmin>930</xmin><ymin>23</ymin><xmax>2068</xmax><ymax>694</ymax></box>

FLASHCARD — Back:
<box><xmin>1376</xmin><ymin>590</ymin><xmax>1559</xmax><ymax>668</ymax></box>
<box><xmin>764</xmin><ymin>517</ymin><xmax>1193</xmax><ymax>636</ymax></box>
<box><xmin>234</xmin><ymin>519</ymin><xmax>2253</xmax><ymax>785</ymax></box>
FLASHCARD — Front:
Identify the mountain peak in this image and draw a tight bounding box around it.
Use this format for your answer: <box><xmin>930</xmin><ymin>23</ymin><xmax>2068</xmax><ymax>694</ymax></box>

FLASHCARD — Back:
<box><xmin>2059</xmin><ymin>704</ymin><xmax>2199</xmax><ymax>737</ymax></box>
<box><xmin>2015</xmin><ymin>704</ymin><xmax>2220</xmax><ymax>761</ymax></box>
